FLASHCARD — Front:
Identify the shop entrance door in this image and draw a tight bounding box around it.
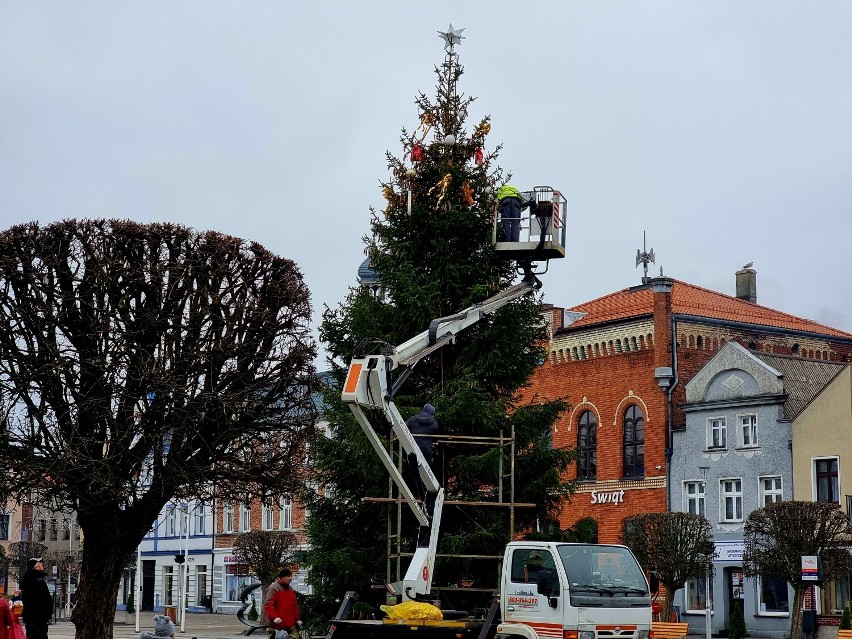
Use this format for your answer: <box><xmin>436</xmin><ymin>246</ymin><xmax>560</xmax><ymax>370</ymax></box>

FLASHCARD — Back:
<box><xmin>724</xmin><ymin>567</ymin><xmax>745</xmax><ymax>635</ymax></box>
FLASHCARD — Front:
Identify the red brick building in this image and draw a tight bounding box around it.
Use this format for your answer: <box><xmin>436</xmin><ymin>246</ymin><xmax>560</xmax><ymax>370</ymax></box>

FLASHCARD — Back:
<box><xmin>525</xmin><ymin>270</ymin><xmax>852</xmax><ymax>543</ymax></box>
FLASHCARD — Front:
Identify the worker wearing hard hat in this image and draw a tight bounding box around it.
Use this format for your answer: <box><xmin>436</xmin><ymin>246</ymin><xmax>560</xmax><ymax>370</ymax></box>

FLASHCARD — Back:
<box><xmin>496</xmin><ymin>185</ymin><xmax>533</xmax><ymax>242</ymax></box>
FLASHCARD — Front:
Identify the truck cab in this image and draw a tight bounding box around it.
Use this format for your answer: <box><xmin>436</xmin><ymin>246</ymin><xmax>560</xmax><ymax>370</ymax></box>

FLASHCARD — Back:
<box><xmin>498</xmin><ymin>542</ymin><xmax>651</xmax><ymax>639</ymax></box>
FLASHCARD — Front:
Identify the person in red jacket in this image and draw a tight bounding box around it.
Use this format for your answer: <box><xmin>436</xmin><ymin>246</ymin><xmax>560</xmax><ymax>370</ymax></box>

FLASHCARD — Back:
<box><xmin>264</xmin><ymin>569</ymin><xmax>301</xmax><ymax>639</ymax></box>
<box><xmin>0</xmin><ymin>594</ymin><xmax>15</xmax><ymax>639</ymax></box>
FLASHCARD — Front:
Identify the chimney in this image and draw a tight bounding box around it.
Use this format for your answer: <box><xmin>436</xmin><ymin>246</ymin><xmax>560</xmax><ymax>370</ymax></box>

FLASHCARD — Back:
<box><xmin>651</xmin><ymin>277</ymin><xmax>674</xmax><ymax>391</ymax></box>
<box><xmin>736</xmin><ymin>267</ymin><xmax>757</xmax><ymax>303</ymax></box>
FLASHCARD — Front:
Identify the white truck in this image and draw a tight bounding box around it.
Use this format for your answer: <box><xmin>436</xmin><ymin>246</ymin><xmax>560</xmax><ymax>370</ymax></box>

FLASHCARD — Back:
<box><xmin>328</xmin><ymin>189</ymin><xmax>653</xmax><ymax>639</ymax></box>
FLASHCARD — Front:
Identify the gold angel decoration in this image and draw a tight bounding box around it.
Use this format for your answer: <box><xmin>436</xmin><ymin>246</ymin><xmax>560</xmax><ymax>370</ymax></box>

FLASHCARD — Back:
<box><xmin>473</xmin><ymin>121</ymin><xmax>491</xmax><ymax>139</ymax></box>
<box><xmin>383</xmin><ymin>186</ymin><xmax>395</xmax><ymax>205</ymax></box>
<box><xmin>461</xmin><ymin>181</ymin><xmax>475</xmax><ymax>207</ymax></box>
<box><xmin>413</xmin><ymin>112</ymin><xmax>436</xmax><ymax>145</ymax></box>
<box><xmin>428</xmin><ymin>173</ymin><xmax>452</xmax><ymax>204</ymax></box>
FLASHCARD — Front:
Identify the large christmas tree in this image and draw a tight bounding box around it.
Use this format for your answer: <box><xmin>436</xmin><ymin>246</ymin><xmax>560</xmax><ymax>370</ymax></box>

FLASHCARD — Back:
<box><xmin>305</xmin><ymin>27</ymin><xmax>577</xmax><ymax>612</ymax></box>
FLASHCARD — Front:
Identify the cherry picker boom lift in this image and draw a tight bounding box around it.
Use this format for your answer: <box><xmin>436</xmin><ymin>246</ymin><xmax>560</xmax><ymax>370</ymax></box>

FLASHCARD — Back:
<box><xmin>340</xmin><ymin>186</ymin><xmax>567</xmax><ymax>602</ymax></box>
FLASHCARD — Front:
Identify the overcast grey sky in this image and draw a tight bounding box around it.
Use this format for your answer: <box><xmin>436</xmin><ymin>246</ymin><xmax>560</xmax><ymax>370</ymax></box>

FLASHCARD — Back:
<box><xmin>3</xmin><ymin>2</ymin><xmax>852</xmax><ymax>367</ymax></box>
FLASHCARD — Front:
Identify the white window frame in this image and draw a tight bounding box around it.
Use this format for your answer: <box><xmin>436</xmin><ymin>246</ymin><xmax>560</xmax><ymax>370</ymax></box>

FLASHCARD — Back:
<box><xmin>240</xmin><ymin>499</ymin><xmax>251</xmax><ymax>532</ymax></box>
<box><xmin>720</xmin><ymin>478</ymin><xmax>743</xmax><ymax>522</ymax></box>
<box><xmin>757</xmin><ymin>576</ymin><xmax>790</xmax><ymax>616</ymax></box>
<box><xmin>759</xmin><ymin>476</ymin><xmax>783</xmax><ymax>505</ymax></box>
<box><xmin>738</xmin><ymin>414</ymin><xmax>758</xmax><ymax>448</ymax></box>
<box><xmin>707</xmin><ymin>417</ymin><xmax>727</xmax><ymax>449</ymax></box>
<box><xmin>196</xmin><ymin>564</ymin><xmax>208</xmax><ymax>603</ymax></box>
<box><xmin>684</xmin><ymin>574</ymin><xmax>712</xmax><ymax>613</ymax></box>
<box><xmin>166</xmin><ymin>508</ymin><xmax>176</xmax><ymax>537</ymax></box>
<box><xmin>279</xmin><ymin>495</ymin><xmax>293</xmax><ymax>531</ymax></box>
<box><xmin>262</xmin><ymin>499</ymin><xmax>274</xmax><ymax>531</ymax></box>
<box><xmin>684</xmin><ymin>481</ymin><xmax>705</xmax><ymax>516</ymax></box>
<box><xmin>195</xmin><ymin>505</ymin><xmax>206</xmax><ymax>535</ymax></box>
<box><xmin>163</xmin><ymin>566</ymin><xmax>175</xmax><ymax>606</ymax></box>
<box><xmin>223</xmin><ymin>503</ymin><xmax>234</xmax><ymax>533</ymax></box>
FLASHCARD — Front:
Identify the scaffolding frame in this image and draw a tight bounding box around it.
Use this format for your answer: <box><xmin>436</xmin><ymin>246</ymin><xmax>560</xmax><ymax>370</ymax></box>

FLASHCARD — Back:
<box><xmin>366</xmin><ymin>426</ymin><xmax>535</xmax><ymax>590</ymax></box>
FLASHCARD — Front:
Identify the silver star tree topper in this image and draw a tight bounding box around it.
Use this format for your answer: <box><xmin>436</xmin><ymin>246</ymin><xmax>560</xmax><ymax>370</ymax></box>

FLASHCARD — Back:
<box><xmin>438</xmin><ymin>24</ymin><xmax>465</xmax><ymax>50</ymax></box>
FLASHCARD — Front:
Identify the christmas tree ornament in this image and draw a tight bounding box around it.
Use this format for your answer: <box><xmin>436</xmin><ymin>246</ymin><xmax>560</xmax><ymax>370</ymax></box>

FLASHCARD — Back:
<box><xmin>406</xmin><ymin>167</ymin><xmax>416</xmax><ymax>177</ymax></box>
<box><xmin>473</xmin><ymin>122</ymin><xmax>491</xmax><ymax>138</ymax></box>
<box><xmin>428</xmin><ymin>173</ymin><xmax>452</xmax><ymax>204</ymax></box>
<box><xmin>461</xmin><ymin>181</ymin><xmax>475</xmax><ymax>207</ymax></box>
<box><xmin>437</xmin><ymin>24</ymin><xmax>465</xmax><ymax>50</ymax></box>
<box><xmin>411</xmin><ymin>144</ymin><xmax>423</xmax><ymax>162</ymax></box>
<box><xmin>474</xmin><ymin>147</ymin><xmax>483</xmax><ymax>165</ymax></box>
<box><xmin>443</xmin><ymin>134</ymin><xmax>456</xmax><ymax>145</ymax></box>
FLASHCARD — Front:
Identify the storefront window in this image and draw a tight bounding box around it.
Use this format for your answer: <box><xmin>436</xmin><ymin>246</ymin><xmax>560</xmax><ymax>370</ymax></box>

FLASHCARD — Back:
<box><xmin>820</xmin><ymin>577</ymin><xmax>850</xmax><ymax>615</ymax></box>
<box><xmin>225</xmin><ymin>564</ymin><xmax>258</xmax><ymax>602</ymax></box>
<box><xmin>685</xmin><ymin>574</ymin><xmax>711</xmax><ymax>612</ymax></box>
<box><xmin>759</xmin><ymin>577</ymin><xmax>789</xmax><ymax>614</ymax></box>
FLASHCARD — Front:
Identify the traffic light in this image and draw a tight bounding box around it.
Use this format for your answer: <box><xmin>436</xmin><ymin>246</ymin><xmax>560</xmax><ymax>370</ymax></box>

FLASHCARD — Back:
<box><xmin>174</xmin><ymin>554</ymin><xmax>185</xmax><ymax>564</ymax></box>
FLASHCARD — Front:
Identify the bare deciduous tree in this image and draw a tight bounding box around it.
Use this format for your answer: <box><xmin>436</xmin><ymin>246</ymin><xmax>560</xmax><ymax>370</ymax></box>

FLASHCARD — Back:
<box><xmin>621</xmin><ymin>512</ymin><xmax>714</xmax><ymax>621</ymax></box>
<box><xmin>6</xmin><ymin>541</ymin><xmax>45</xmax><ymax>586</ymax></box>
<box><xmin>744</xmin><ymin>501</ymin><xmax>852</xmax><ymax>639</ymax></box>
<box><xmin>233</xmin><ymin>530</ymin><xmax>300</xmax><ymax>624</ymax></box>
<box><xmin>0</xmin><ymin>220</ymin><xmax>317</xmax><ymax>639</ymax></box>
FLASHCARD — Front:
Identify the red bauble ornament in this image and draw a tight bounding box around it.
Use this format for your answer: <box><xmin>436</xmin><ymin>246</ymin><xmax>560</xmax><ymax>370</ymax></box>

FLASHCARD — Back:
<box><xmin>411</xmin><ymin>144</ymin><xmax>423</xmax><ymax>162</ymax></box>
<box><xmin>474</xmin><ymin>147</ymin><xmax>483</xmax><ymax>165</ymax></box>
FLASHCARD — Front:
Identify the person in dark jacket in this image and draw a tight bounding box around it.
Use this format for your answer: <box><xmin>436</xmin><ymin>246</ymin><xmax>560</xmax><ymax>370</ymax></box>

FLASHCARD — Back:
<box><xmin>405</xmin><ymin>403</ymin><xmax>439</xmax><ymax>463</ymax></box>
<box><xmin>20</xmin><ymin>558</ymin><xmax>52</xmax><ymax>639</ymax></box>
<box><xmin>404</xmin><ymin>404</ymin><xmax>439</xmax><ymax>517</ymax></box>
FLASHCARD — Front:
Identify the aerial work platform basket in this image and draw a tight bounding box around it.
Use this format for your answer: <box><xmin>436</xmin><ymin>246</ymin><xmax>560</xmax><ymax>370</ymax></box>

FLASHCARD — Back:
<box><xmin>493</xmin><ymin>186</ymin><xmax>567</xmax><ymax>262</ymax></box>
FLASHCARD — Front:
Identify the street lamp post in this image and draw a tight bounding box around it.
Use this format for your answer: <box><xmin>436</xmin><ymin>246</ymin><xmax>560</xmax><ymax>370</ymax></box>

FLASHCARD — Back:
<box><xmin>65</xmin><ymin>518</ymin><xmax>73</xmax><ymax>617</ymax></box>
<box><xmin>699</xmin><ymin>466</ymin><xmax>711</xmax><ymax>639</ymax></box>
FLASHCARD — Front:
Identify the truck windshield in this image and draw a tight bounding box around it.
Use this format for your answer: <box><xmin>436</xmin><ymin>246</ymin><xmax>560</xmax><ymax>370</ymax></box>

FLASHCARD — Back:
<box><xmin>557</xmin><ymin>544</ymin><xmax>648</xmax><ymax>596</ymax></box>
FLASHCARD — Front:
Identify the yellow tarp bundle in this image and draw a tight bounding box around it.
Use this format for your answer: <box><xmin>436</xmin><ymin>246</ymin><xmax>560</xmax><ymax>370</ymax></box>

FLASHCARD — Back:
<box><xmin>380</xmin><ymin>601</ymin><xmax>443</xmax><ymax>621</ymax></box>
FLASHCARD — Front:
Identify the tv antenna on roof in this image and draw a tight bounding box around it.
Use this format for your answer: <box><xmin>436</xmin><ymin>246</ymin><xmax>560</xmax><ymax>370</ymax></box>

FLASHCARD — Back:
<box><xmin>635</xmin><ymin>232</ymin><xmax>655</xmax><ymax>284</ymax></box>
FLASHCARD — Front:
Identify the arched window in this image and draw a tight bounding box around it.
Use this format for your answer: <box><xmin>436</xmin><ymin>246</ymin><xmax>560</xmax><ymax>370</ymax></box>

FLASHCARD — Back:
<box><xmin>577</xmin><ymin>411</ymin><xmax>597</xmax><ymax>480</ymax></box>
<box><xmin>623</xmin><ymin>405</ymin><xmax>645</xmax><ymax>478</ymax></box>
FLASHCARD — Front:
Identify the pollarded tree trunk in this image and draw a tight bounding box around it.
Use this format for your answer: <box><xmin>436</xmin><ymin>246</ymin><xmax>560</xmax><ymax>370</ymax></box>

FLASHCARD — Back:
<box><xmin>789</xmin><ymin>584</ymin><xmax>806</xmax><ymax>639</ymax></box>
<box><xmin>72</xmin><ymin>505</ymin><xmax>157</xmax><ymax>639</ymax></box>
<box><xmin>662</xmin><ymin>587</ymin><xmax>675</xmax><ymax>622</ymax></box>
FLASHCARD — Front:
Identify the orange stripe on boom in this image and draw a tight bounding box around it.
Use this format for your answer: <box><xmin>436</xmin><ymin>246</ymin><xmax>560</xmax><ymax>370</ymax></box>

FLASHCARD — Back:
<box><xmin>344</xmin><ymin>363</ymin><xmax>362</xmax><ymax>394</ymax></box>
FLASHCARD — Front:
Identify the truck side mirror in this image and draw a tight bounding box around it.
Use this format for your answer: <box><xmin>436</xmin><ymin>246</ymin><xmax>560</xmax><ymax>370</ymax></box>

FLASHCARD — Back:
<box><xmin>537</xmin><ymin>568</ymin><xmax>559</xmax><ymax>607</ymax></box>
<box><xmin>649</xmin><ymin>571</ymin><xmax>659</xmax><ymax>594</ymax></box>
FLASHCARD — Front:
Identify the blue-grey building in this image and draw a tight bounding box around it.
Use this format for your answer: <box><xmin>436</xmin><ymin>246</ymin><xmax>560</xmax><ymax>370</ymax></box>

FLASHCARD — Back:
<box><xmin>670</xmin><ymin>341</ymin><xmax>842</xmax><ymax>637</ymax></box>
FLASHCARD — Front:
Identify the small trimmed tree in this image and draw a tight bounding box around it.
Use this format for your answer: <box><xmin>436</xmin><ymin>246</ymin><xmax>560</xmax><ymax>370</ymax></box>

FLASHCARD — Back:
<box><xmin>839</xmin><ymin>602</ymin><xmax>851</xmax><ymax>630</ymax></box>
<box><xmin>233</xmin><ymin>530</ymin><xmax>300</xmax><ymax>624</ymax></box>
<box><xmin>729</xmin><ymin>600</ymin><xmax>746</xmax><ymax>639</ymax></box>
<box><xmin>621</xmin><ymin>512</ymin><xmax>714</xmax><ymax>621</ymax></box>
<box><xmin>743</xmin><ymin>501</ymin><xmax>852</xmax><ymax>639</ymax></box>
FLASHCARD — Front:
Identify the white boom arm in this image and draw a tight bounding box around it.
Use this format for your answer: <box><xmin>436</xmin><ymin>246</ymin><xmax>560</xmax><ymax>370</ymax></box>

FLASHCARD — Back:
<box><xmin>340</xmin><ymin>279</ymin><xmax>538</xmax><ymax>599</ymax></box>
